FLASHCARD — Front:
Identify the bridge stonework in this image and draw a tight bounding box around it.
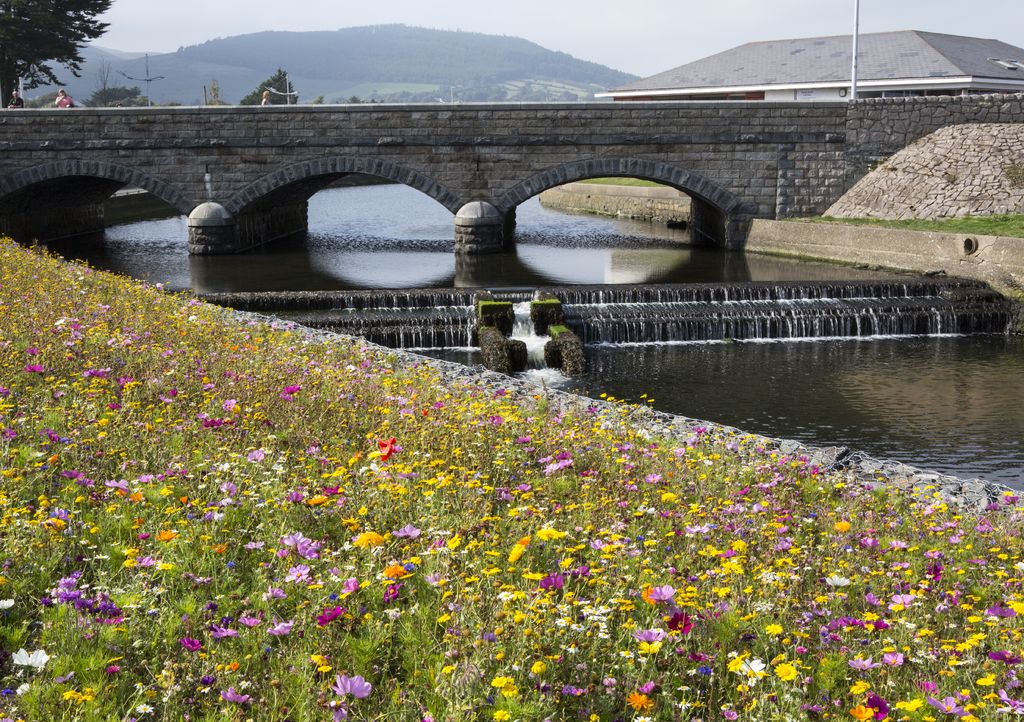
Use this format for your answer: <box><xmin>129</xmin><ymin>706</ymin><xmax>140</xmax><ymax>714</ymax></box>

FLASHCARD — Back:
<box><xmin>0</xmin><ymin>95</ymin><xmax>1020</xmax><ymax>253</ymax></box>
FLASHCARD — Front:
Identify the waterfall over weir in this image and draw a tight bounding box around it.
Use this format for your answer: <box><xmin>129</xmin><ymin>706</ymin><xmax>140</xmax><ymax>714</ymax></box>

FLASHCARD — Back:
<box><xmin>200</xmin><ymin>278</ymin><xmax>1012</xmax><ymax>349</ymax></box>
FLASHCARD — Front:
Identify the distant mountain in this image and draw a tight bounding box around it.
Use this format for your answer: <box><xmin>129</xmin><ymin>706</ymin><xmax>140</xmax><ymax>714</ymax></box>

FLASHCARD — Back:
<box><xmin>35</xmin><ymin>25</ymin><xmax>637</xmax><ymax>105</ymax></box>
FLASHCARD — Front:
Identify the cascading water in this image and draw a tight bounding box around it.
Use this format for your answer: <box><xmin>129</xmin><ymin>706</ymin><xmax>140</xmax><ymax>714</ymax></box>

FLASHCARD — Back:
<box><xmin>200</xmin><ymin>278</ymin><xmax>1011</xmax><ymax>350</ymax></box>
<box><xmin>511</xmin><ymin>301</ymin><xmax>548</xmax><ymax>368</ymax></box>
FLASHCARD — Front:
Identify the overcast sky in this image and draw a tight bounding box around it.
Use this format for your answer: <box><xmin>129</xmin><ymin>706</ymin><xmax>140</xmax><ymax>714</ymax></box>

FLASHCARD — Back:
<box><xmin>97</xmin><ymin>0</ymin><xmax>1024</xmax><ymax>77</ymax></box>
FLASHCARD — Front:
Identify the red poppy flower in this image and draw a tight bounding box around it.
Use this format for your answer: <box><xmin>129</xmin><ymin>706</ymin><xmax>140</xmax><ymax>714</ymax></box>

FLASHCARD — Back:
<box><xmin>378</xmin><ymin>437</ymin><xmax>397</xmax><ymax>461</ymax></box>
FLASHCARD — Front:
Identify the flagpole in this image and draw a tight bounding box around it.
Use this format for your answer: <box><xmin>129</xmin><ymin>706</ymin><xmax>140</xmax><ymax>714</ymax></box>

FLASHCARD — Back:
<box><xmin>850</xmin><ymin>0</ymin><xmax>860</xmax><ymax>100</ymax></box>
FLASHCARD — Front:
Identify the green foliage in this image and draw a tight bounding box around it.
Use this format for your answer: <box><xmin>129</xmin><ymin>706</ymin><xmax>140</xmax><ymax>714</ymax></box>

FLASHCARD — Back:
<box><xmin>0</xmin><ymin>0</ymin><xmax>113</xmax><ymax>102</ymax></box>
<box><xmin>240</xmin><ymin>68</ymin><xmax>296</xmax><ymax>105</ymax></box>
<box><xmin>87</xmin><ymin>84</ymin><xmax>144</xmax><ymax>107</ymax></box>
<box><xmin>547</xmin><ymin>324</ymin><xmax>570</xmax><ymax>338</ymax></box>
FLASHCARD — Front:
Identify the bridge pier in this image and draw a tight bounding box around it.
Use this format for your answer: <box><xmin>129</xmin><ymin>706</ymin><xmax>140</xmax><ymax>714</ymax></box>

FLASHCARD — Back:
<box><xmin>188</xmin><ymin>201</ymin><xmax>309</xmax><ymax>255</ymax></box>
<box><xmin>454</xmin><ymin>201</ymin><xmax>505</xmax><ymax>254</ymax></box>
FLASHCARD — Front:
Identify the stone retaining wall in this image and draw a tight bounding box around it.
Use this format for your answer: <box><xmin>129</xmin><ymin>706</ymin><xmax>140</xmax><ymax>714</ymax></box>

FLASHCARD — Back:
<box><xmin>746</xmin><ymin>219</ymin><xmax>1024</xmax><ymax>297</ymax></box>
<box><xmin>827</xmin><ymin>124</ymin><xmax>1024</xmax><ymax>220</ymax></box>
<box><xmin>538</xmin><ymin>182</ymin><xmax>691</xmax><ymax>224</ymax></box>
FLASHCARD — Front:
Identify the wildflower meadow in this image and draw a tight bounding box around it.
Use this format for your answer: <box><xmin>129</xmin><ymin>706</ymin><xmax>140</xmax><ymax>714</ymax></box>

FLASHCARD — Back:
<box><xmin>1</xmin><ymin>236</ymin><xmax>1023</xmax><ymax>721</ymax></box>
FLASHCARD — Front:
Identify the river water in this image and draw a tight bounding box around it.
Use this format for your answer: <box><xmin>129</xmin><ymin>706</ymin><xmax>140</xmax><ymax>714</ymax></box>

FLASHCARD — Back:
<box><xmin>50</xmin><ymin>184</ymin><xmax>1024</xmax><ymax>485</ymax></box>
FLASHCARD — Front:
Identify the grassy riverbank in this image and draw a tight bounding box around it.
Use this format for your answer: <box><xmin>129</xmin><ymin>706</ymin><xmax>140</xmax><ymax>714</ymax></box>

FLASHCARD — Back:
<box><xmin>2</xmin><ymin>238</ymin><xmax>1023</xmax><ymax>721</ymax></box>
<box><xmin>811</xmin><ymin>214</ymin><xmax>1024</xmax><ymax>238</ymax></box>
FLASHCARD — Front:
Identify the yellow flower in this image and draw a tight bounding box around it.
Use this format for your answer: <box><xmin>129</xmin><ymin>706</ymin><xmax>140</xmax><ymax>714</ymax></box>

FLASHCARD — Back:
<box><xmin>850</xmin><ymin>680</ymin><xmax>871</xmax><ymax>695</ymax></box>
<box><xmin>775</xmin><ymin>663</ymin><xmax>798</xmax><ymax>681</ymax></box>
<box><xmin>637</xmin><ymin>641</ymin><xmax>662</xmax><ymax>655</ymax></box>
<box><xmin>447</xmin><ymin>534</ymin><xmax>462</xmax><ymax>550</ymax></box>
<box><xmin>977</xmin><ymin>674</ymin><xmax>996</xmax><ymax>686</ymax></box>
<box><xmin>490</xmin><ymin>676</ymin><xmax>514</xmax><ymax>689</ymax></box>
<box><xmin>531</xmin><ymin>661</ymin><xmax>547</xmax><ymax>675</ymax></box>
<box><xmin>895</xmin><ymin>699</ymin><xmax>924</xmax><ymax>712</ymax></box>
<box><xmin>764</xmin><ymin>623</ymin><xmax>783</xmax><ymax>636</ymax></box>
<box><xmin>353</xmin><ymin>531</ymin><xmax>385</xmax><ymax>548</ymax></box>
<box><xmin>508</xmin><ymin>544</ymin><xmax>526</xmax><ymax>564</ymax></box>
<box><xmin>493</xmin><ymin>712</ymin><xmax>510</xmax><ymax>721</ymax></box>
<box><xmin>834</xmin><ymin>520</ymin><xmax>852</xmax><ymax>533</ymax></box>
<box><xmin>535</xmin><ymin>528</ymin><xmax>566</xmax><ymax>541</ymax></box>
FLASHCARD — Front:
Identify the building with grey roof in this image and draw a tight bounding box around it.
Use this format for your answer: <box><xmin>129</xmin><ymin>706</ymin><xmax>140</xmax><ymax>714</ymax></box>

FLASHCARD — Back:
<box><xmin>597</xmin><ymin>31</ymin><xmax>1024</xmax><ymax>101</ymax></box>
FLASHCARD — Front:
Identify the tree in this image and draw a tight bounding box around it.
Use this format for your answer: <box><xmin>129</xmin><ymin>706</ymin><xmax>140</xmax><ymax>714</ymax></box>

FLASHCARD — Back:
<box><xmin>239</xmin><ymin>68</ymin><xmax>297</xmax><ymax>105</ymax></box>
<box><xmin>0</xmin><ymin>0</ymin><xmax>113</xmax><ymax>103</ymax></box>
<box><xmin>88</xmin><ymin>84</ymin><xmax>143</xmax><ymax>107</ymax></box>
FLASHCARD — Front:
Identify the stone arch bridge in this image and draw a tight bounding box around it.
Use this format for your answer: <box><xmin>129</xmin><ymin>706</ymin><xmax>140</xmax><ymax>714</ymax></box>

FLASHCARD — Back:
<box><xmin>0</xmin><ymin>95</ymin><xmax>1019</xmax><ymax>254</ymax></box>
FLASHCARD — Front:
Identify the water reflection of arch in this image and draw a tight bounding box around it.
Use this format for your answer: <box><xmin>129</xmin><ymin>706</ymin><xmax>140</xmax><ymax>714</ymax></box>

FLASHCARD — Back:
<box><xmin>224</xmin><ymin>156</ymin><xmax>461</xmax><ymax>217</ymax></box>
<box><xmin>497</xmin><ymin>158</ymin><xmax>745</xmax><ymax>247</ymax></box>
<box><xmin>0</xmin><ymin>159</ymin><xmax>193</xmax><ymax>216</ymax></box>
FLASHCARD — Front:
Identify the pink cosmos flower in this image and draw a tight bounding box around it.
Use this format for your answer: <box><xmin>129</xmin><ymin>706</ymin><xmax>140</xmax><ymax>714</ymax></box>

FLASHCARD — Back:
<box><xmin>342</xmin><ymin>578</ymin><xmax>360</xmax><ymax>594</ymax></box>
<box><xmin>331</xmin><ymin>674</ymin><xmax>372</xmax><ymax>699</ymax></box>
<box><xmin>267</xmin><ymin>620</ymin><xmax>293</xmax><ymax>636</ymax></box>
<box><xmin>647</xmin><ymin>585</ymin><xmax>676</xmax><ymax>602</ymax></box>
<box><xmin>882</xmin><ymin>652</ymin><xmax>904</xmax><ymax>666</ymax></box>
<box><xmin>927</xmin><ymin>696</ymin><xmax>968</xmax><ymax>717</ymax></box>
<box><xmin>317</xmin><ymin>606</ymin><xmax>345</xmax><ymax>626</ymax></box>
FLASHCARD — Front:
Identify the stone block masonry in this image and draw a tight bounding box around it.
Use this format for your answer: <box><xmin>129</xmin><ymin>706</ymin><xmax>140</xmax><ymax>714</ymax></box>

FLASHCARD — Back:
<box><xmin>0</xmin><ymin>95</ymin><xmax>1019</xmax><ymax>254</ymax></box>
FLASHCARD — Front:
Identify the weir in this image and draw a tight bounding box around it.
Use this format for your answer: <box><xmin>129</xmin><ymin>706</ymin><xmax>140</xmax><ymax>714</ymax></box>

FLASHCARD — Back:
<box><xmin>201</xmin><ymin>278</ymin><xmax>1011</xmax><ymax>350</ymax></box>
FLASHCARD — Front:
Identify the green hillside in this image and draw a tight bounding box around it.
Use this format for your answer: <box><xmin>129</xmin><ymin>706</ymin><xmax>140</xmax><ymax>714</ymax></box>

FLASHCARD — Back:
<box><xmin>40</xmin><ymin>25</ymin><xmax>636</xmax><ymax>105</ymax></box>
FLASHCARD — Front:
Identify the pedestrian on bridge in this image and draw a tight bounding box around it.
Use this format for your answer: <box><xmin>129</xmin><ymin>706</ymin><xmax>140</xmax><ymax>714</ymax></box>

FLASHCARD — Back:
<box><xmin>55</xmin><ymin>89</ymin><xmax>74</xmax><ymax>108</ymax></box>
<box><xmin>7</xmin><ymin>90</ymin><xmax>24</xmax><ymax>109</ymax></box>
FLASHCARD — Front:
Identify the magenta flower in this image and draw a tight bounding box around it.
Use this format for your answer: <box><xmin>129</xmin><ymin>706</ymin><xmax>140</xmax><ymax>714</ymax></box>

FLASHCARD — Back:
<box><xmin>317</xmin><ymin>606</ymin><xmax>345</xmax><ymax>626</ymax></box>
<box><xmin>331</xmin><ymin>674</ymin><xmax>372</xmax><ymax>699</ymax></box>
<box><xmin>221</xmin><ymin>687</ymin><xmax>251</xmax><ymax>704</ymax></box>
<box><xmin>668</xmin><ymin>612</ymin><xmax>694</xmax><ymax>635</ymax></box>
<box><xmin>285</xmin><ymin>564</ymin><xmax>311</xmax><ymax>583</ymax></box>
<box><xmin>179</xmin><ymin>637</ymin><xmax>202</xmax><ymax>651</ymax></box>
<box><xmin>23</xmin><ymin>364</ymin><xmax>45</xmax><ymax>373</ymax></box>
<box><xmin>342</xmin><ymin>577</ymin><xmax>360</xmax><ymax>594</ymax></box>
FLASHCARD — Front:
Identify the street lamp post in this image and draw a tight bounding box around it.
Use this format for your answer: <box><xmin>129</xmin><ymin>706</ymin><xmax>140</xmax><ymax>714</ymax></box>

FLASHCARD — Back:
<box><xmin>850</xmin><ymin>0</ymin><xmax>861</xmax><ymax>100</ymax></box>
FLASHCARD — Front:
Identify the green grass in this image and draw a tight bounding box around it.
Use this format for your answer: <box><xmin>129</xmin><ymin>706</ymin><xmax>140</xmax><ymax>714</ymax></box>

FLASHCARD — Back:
<box><xmin>809</xmin><ymin>213</ymin><xmax>1024</xmax><ymax>238</ymax></box>
<box><xmin>578</xmin><ymin>177</ymin><xmax>663</xmax><ymax>187</ymax></box>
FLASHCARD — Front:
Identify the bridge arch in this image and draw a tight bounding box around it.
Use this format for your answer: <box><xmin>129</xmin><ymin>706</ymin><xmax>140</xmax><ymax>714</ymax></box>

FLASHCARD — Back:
<box><xmin>497</xmin><ymin>157</ymin><xmax>744</xmax><ymax>215</ymax></box>
<box><xmin>225</xmin><ymin>156</ymin><xmax>461</xmax><ymax>216</ymax></box>
<box><xmin>497</xmin><ymin>157</ymin><xmax>747</xmax><ymax>248</ymax></box>
<box><xmin>0</xmin><ymin>159</ymin><xmax>194</xmax><ymax>214</ymax></box>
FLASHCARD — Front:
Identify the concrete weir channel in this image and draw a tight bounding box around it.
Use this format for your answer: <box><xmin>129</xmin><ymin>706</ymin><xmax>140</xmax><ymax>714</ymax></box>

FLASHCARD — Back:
<box><xmin>200</xmin><ymin>277</ymin><xmax>1014</xmax><ymax>364</ymax></box>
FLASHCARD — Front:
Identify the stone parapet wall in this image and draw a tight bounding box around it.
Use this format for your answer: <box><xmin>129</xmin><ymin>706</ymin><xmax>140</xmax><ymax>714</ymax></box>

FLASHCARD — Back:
<box><xmin>746</xmin><ymin>219</ymin><xmax>1024</xmax><ymax>297</ymax></box>
<box><xmin>538</xmin><ymin>182</ymin><xmax>691</xmax><ymax>223</ymax></box>
<box><xmin>827</xmin><ymin>124</ymin><xmax>1024</xmax><ymax>220</ymax></box>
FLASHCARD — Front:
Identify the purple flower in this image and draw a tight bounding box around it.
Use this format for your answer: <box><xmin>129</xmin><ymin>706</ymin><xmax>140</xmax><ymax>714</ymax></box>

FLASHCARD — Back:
<box><xmin>209</xmin><ymin>625</ymin><xmax>238</xmax><ymax>639</ymax></box>
<box><xmin>383</xmin><ymin>583</ymin><xmax>402</xmax><ymax>604</ymax></box>
<box><xmin>393</xmin><ymin>524</ymin><xmax>421</xmax><ymax>539</ymax></box>
<box><xmin>179</xmin><ymin>637</ymin><xmax>202</xmax><ymax>651</ymax></box>
<box><xmin>990</xmin><ymin>651</ymin><xmax>1023</xmax><ymax>665</ymax></box>
<box><xmin>538</xmin><ymin>573</ymin><xmax>564</xmax><ymax>591</ymax></box>
<box><xmin>239</xmin><ymin>614</ymin><xmax>262</xmax><ymax>628</ymax></box>
<box><xmin>633</xmin><ymin>628</ymin><xmax>667</xmax><ymax>643</ymax></box>
<box><xmin>927</xmin><ymin>696</ymin><xmax>969</xmax><ymax>717</ymax></box>
<box><xmin>331</xmin><ymin>674</ymin><xmax>372</xmax><ymax>699</ymax></box>
<box><xmin>848</xmin><ymin>657</ymin><xmax>881</xmax><ymax>671</ymax></box>
<box><xmin>342</xmin><ymin>577</ymin><xmax>360</xmax><ymax>594</ymax></box>
<box><xmin>866</xmin><ymin>693</ymin><xmax>889</xmax><ymax>720</ymax></box>
<box><xmin>647</xmin><ymin>584</ymin><xmax>676</xmax><ymax>602</ymax></box>
<box><xmin>285</xmin><ymin>565</ymin><xmax>311</xmax><ymax>584</ymax></box>
<box><xmin>267</xmin><ymin>620</ymin><xmax>293</xmax><ymax>636</ymax></box>
<box><xmin>221</xmin><ymin>687</ymin><xmax>251</xmax><ymax>704</ymax></box>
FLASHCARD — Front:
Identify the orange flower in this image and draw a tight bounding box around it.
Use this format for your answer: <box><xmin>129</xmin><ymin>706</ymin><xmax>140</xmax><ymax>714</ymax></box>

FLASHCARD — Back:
<box><xmin>353</xmin><ymin>531</ymin><xmax>386</xmax><ymax>548</ymax></box>
<box><xmin>155</xmin><ymin>530</ymin><xmax>178</xmax><ymax>542</ymax></box>
<box><xmin>383</xmin><ymin>564</ymin><xmax>407</xmax><ymax>579</ymax></box>
<box><xmin>849</xmin><ymin>705</ymin><xmax>874</xmax><ymax>721</ymax></box>
<box><xmin>210</xmin><ymin>543</ymin><xmax>228</xmax><ymax>554</ymax></box>
<box><xmin>641</xmin><ymin>586</ymin><xmax>656</xmax><ymax>605</ymax></box>
<box><xmin>626</xmin><ymin>692</ymin><xmax>654</xmax><ymax>712</ymax></box>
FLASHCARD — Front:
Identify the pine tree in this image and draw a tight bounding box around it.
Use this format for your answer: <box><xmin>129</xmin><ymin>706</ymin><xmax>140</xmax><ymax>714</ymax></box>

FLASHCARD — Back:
<box><xmin>0</xmin><ymin>0</ymin><xmax>113</xmax><ymax>102</ymax></box>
